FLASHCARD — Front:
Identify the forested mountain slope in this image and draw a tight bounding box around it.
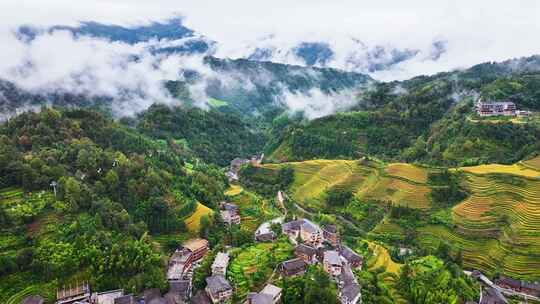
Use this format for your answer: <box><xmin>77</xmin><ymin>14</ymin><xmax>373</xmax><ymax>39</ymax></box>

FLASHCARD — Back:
<box><xmin>267</xmin><ymin>59</ymin><xmax>540</xmax><ymax>166</ymax></box>
<box><xmin>0</xmin><ymin>109</ymin><xmax>228</xmax><ymax>302</ymax></box>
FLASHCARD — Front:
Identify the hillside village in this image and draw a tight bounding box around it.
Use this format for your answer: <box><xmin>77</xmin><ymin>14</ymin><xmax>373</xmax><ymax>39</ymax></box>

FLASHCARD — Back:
<box><xmin>17</xmin><ymin>155</ymin><xmax>540</xmax><ymax>304</ymax></box>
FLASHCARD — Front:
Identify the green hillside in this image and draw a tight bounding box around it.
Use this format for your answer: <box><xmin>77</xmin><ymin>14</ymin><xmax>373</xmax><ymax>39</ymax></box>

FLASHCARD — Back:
<box><xmin>0</xmin><ymin>108</ymin><xmax>230</xmax><ymax>302</ymax></box>
<box><xmin>267</xmin><ymin>67</ymin><xmax>540</xmax><ymax>167</ymax></box>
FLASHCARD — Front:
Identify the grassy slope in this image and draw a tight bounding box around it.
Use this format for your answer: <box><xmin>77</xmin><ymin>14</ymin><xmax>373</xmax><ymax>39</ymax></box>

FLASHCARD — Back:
<box><xmin>252</xmin><ymin>158</ymin><xmax>540</xmax><ymax>280</ymax></box>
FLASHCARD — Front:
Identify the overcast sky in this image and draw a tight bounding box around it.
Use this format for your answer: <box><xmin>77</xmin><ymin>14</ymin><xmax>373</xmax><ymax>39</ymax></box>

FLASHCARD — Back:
<box><xmin>3</xmin><ymin>0</ymin><xmax>540</xmax><ymax>79</ymax></box>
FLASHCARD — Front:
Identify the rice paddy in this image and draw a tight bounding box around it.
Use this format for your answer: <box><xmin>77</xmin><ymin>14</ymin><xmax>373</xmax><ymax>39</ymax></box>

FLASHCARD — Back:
<box><xmin>249</xmin><ymin>158</ymin><xmax>540</xmax><ymax>281</ymax></box>
<box><xmin>261</xmin><ymin>159</ymin><xmax>432</xmax><ymax>210</ymax></box>
<box><xmin>366</xmin><ymin>241</ymin><xmax>402</xmax><ymax>275</ymax></box>
<box><xmin>385</xmin><ymin>163</ymin><xmax>429</xmax><ymax>184</ymax></box>
<box><xmin>225</xmin><ymin>184</ymin><xmax>244</xmax><ymax>196</ymax></box>
<box><xmin>522</xmin><ymin>155</ymin><xmax>540</xmax><ymax>171</ymax></box>
<box><xmin>417</xmin><ymin>169</ymin><xmax>540</xmax><ymax>280</ymax></box>
<box><xmin>459</xmin><ymin>163</ymin><xmax>540</xmax><ymax>179</ymax></box>
<box><xmin>184</xmin><ymin>203</ymin><xmax>214</xmax><ymax>232</ymax></box>
<box><xmin>227</xmin><ymin>240</ymin><xmax>293</xmax><ymax>298</ymax></box>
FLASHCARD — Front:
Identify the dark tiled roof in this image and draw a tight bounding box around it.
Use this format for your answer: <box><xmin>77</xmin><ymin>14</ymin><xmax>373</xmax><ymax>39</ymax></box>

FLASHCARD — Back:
<box><xmin>281</xmin><ymin>258</ymin><xmax>307</xmax><ymax>271</ymax></box>
<box><xmin>295</xmin><ymin>244</ymin><xmax>317</xmax><ymax>256</ymax></box>
<box><xmin>497</xmin><ymin>276</ymin><xmax>521</xmax><ymax>289</ymax></box>
<box><xmin>522</xmin><ymin>281</ymin><xmax>540</xmax><ymax>292</ymax></box>
<box><xmin>481</xmin><ymin>287</ymin><xmax>508</xmax><ymax>304</ymax></box>
<box><xmin>148</xmin><ymin>298</ymin><xmax>168</xmax><ymax>304</ymax></box>
<box><xmin>250</xmin><ymin>293</ymin><xmax>273</xmax><ymax>304</ymax></box>
<box><xmin>323</xmin><ymin>225</ymin><xmax>337</xmax><ymax>233</ymax></box>
<box><xmin>114</xmin><ymin>295</ymin><xmax>137</xmax><ymax>304</ymax></box>
<box><xmin>324</xmin><ymin>250</ymin><xmax>342</xmax><ymax>265</ymax></box>
<box><xmin>256</xmin><ymin>232</ymin><xmax>275</xmax><ymax>242</ymax></box>
<box><xmin>144</xmin><ymin>288</ymin><xmax>161</xmax><ymax>302</ymax></box>
<box><xmin>283</xmin><ymin>220</ymin><xmax>304</xmax><ymax>231</ymax></box>
<box><xmin>191</xmin><ymin>291</ymin><xmax>212</xmax><ymax>304</ymax></box>
<box><xmin>340</xmin><ymin>246</ymin><xmax>362</xmax><ymax>264</ymax></box>
<box><xmin>22</xmin><ymin>296</ymin><xmax>44</xmax><ymax>304</ymax></box>
<box><xmin>206</xmin><ymin>275</ymin><xmax>232</xmax><ymax>294</ymax></box>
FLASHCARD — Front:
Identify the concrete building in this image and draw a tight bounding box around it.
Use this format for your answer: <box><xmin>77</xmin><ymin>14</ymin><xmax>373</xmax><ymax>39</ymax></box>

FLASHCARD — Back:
<box><xmin>211</xmin><ymin>252</ymin><xmax>230</xmax><ymax>276</ymax></box>
<box><xmin>56</xmin><ymin>282</ymin><xmax>91</xmax><ymax>304</ymax></box>
<box><xmin>205</xmin><ymin>275</ymin><xmax>233</xmax><ymax>303</ymax></box>
<box><xmin>92</xmin><ymin>289</ymin><xmax>124</xmax><ymax>304</ymax></box>
<box><xmin>476</xmin><ymin>99</ymin><xmax>517</xmax><ymax>116</ymax></box>
<box><xmin>246</xmin><ymin>284</ymin><xmax>282</xmax><ymax>304</ymax></box>
<box><xmin>168</xmin><ymin>238</ymin><xmax>209</xmax><ymax>281</ymax></box>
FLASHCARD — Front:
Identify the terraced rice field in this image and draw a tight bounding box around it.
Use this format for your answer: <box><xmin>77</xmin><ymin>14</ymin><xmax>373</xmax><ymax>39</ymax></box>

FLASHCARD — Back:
<box><xmin>419</xmin><ymin>170</ymin><xmax>540</xmax><ymax>280</ymax></box>
<box><xmin>366</xmin><ymin>241</ymin><xmax>402</xmax><ymax>274</ymax></box>
<box><xmin>230</xmin><ymin>190</ymin><xmax>281</xmax><ymax>233</ymax></box>
<box><xmin>459</xmin><ymin>163</ymin><xmax>540</xmax><ymax>178</ymax></box>
<box><xmin>385</xmin><ymin>163</ymin><xmax>429</xmax><ymax>184</ymax></box>
<box><xmin>263</xmin><ymin>160</ymin><xmax>431</xmax><ymax>209</ymax></box>
<box><xmin>522</xmin><ymin>156</ymin><xmax>540</xmax><ymax>171</ymax></box>
<box><xmin>5</xmin><ymin>285</ymin><xmax>41</xmax><ymax>304</ymax></box>
<box><xmin>184</xmin><ymin>203</ymin><xmax>213</xmax><ymax>232</ymax></box>
<box><xmin>369</xmin><ymin>217</ymin><xmax>405</xmax><ymax>240</ymax></box>
<box><xmin>225</xmin><ymin>185</ymin><xmax>243</xmax><ymax>196</ymax></box>
<box><xmin>228</xmin><ymin>241</ymin><xmax>293</xmax><ymax>298</ymax></box>
<box><xmin>359</xmin><ymin>176</ymin><xmax>431</xmax><ymax>209</ymax></box>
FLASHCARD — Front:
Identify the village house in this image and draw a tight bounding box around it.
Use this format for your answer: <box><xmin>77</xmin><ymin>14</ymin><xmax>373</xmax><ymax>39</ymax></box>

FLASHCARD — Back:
<box><xmin>495</xmin><ymin>276</ymin><xmax>540</xmax><ymax>297</ymax></box>
<box><xmin>254</xmin><ymin>223</ymin><xmax>276</xmax><ymax>242</ymax></box>
<box><xmin>338</xmin><ymin>264</ymin><xmax>361</xmax><ymax>304</ymax></box>
<box><xmin>246</xmin><ymin>284</ymin><xmax>282</xmax><ymax>304</ymax></box>
<box><xmin>91</xmin><ymin>289</ymin><xmax>124</xmax><ymax>304</ymax></box>
<box><xmin>294</xmin><ymin>244</ymin><xmax>318</xmax><ymax>264</ymax></box>
<box><xmin>168</xmin><ymin>238</ymin><xmax>209</xmax><ymax>281</ymax></box>
<box><xmin>480</xmin><ymin>287</ymin><xmax>508</xmax><ymax>304</ymax></box>
<box><xmin>22</xmin><ymin>296</ymin><xmax>45</xmax><ymax>304</ymax></box>
<box><xmin>475</xmin><ymin>99</ymin><xmax>517</xmax><ymax>117</ymax></box>
<box><xmin>279</xmin><ymin>258</ymin><xmax>308</xmax><ymax>277</ymax></box>
<box><xmin>219</xmin><ymin>202</ymin><xmax>241</xmax><ymax>225</ymax></box>
<box><xmin>166</xmin><ymin>279</ymin><xmax>192</xmax><ymax>303</ymax></box>
<box><xmin>191</xmin><ymin>290</ymin><xmax>212</xmax><ymax>304</ymax></box>
<box><xmin>282</xmin><ymin>219</ymin><xmax>322</xmax><ymax>247</ymax></box>
<box><xmin>339</xmin><ymin>246</ymin><xmax>363</xmax><ymax>269</ymax></box>
<box><xmin>323</xmin><ymin>224</ymin><xmax>340</xmax><ymax>248</ymax></box>
<box><xmin>323</xmin><ymin>250</ymin><xmax>343</xmax><ymax>277</ymax></box>
<box><xmin>211</xmin><ymin>252</ymin><xmax>230</xmax><ymax>276</ymax></box>
<box><xmin>205</xmin><ymin>275</ymin><xmax>233</xmax><ymax>303</ymax></box>
<box><xmin>56</xmin><ymin>282</ymin><xmax>91</xmax><ymax>304</ymax></box>
<box><xmin>113</xmin><ymin>295</ymin><xmax>137</xmax><ymax>304</ymax></box>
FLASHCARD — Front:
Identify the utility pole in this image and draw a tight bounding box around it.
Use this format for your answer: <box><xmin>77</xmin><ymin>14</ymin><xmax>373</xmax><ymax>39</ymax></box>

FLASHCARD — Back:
<box><xmin>50</xmin><ymin>181</ymin><xmax>58</xmax><ymax>198</ymax></box>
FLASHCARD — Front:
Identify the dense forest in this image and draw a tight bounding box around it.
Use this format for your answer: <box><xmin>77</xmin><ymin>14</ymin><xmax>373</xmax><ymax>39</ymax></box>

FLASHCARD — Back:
<box><xmin>136</xmin><ymin>104</ymin><xmax>266</xmax><ymax>166</ymax></box>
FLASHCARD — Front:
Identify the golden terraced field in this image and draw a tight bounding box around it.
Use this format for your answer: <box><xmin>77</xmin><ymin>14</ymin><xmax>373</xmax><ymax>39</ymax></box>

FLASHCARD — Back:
<box><xmin>261</xmin><ymin>159</ymin><xmax>432</xmax><ymax>210</ymax></box>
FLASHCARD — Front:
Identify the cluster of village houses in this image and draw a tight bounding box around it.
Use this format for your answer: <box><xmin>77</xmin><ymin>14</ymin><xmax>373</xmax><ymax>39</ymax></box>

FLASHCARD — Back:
<box><xmin>225</xmin><ymin>155</ymin><xmax>264</xmax><ymax>182</ymax></box>
<box><xmin>22</xmin><ymin>195</ymin><xmax>364</xmax><ymax>304</ymax></box>
<box><xmin>468</xmin><ymin>270</ymin><xmax>540</xmax><ymax>304</ymax></box>
<box><xmin>20</xmin><ymin>195</ymin><xmax>540</xmax><ymax>304</ymax></box>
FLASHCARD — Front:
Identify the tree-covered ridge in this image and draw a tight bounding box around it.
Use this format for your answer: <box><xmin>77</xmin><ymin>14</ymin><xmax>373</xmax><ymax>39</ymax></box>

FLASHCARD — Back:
<box><xmin>0</xmin><ymin>108</ymin><xmax>228</xmax><ymax>301</ymax></box>
<box><xmin>136</xmin><ymin>104</ymin><xmax>267</xmax><ymax>166</ymax></box>
<box><xmin>268</xmin><ymin>67</ymin><xmax>540</xmax><ymax>166</ymax></box>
